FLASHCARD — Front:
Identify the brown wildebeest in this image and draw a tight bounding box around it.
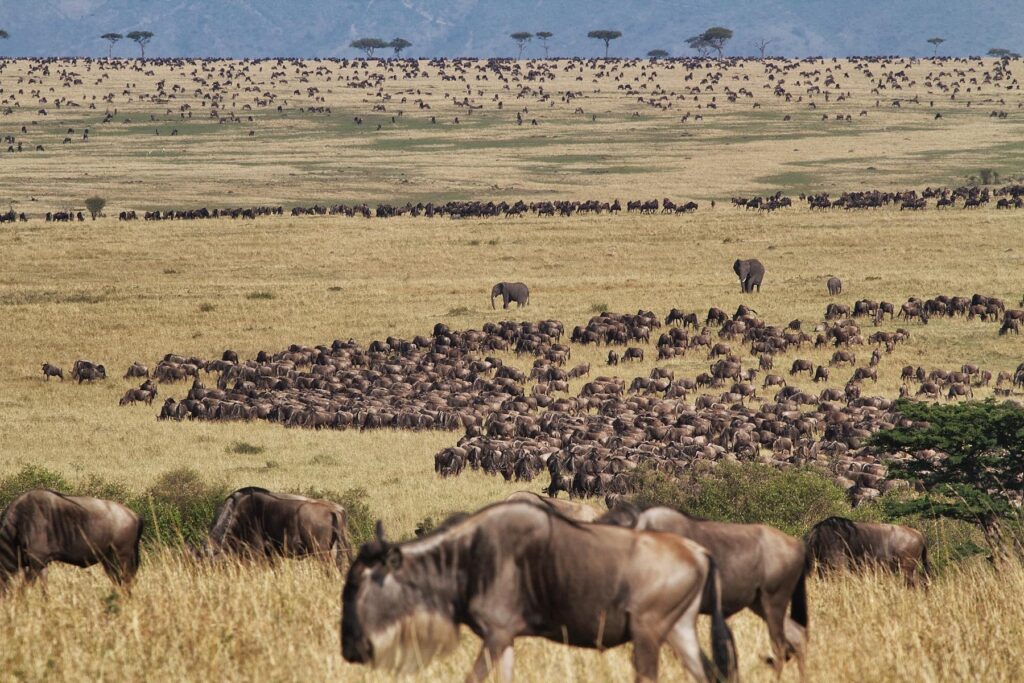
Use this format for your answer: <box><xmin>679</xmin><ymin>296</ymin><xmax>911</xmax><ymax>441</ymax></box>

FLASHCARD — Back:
<box><xmin>198</xmin><ymin>487</ymin><xmax>352</xmax><ymax>569</ymax></box>
<box><xmin>341</xmin><ymin>502</ymin><xmax>738</xmax><ymax>682</ymax></box>
<box><xmin>0</xmin><ymin>489</ymin><xmax>143</xmax><ymax>590</ymax></box>
<box><xmin>599</xmin><ymin>504</ymin><xmax>808</xmax><ymax>679</ymax></box>
<box><xmin>805</xmin><ymin>517</ymin><xmax>929</xmax><ymax>587</ymax></box>
<box><xmin>504</xmin><ymin>490</ymin><xmax>602</xmax><ymax>522</ymax></box>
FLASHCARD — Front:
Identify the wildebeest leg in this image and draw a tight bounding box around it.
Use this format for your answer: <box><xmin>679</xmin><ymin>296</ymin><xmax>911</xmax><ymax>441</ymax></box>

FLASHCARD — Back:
<box><xmin>466</xmin><ymin>634</ymin><xmax>514</xmax><ymax>683</ymax></box>
<box><xmin>784</xmin><ymin>617</ymin><xmax>808</xmax><ymax>680</ymax></box>
<box><xmin>666</xmin><ymin>596</ymin><xmax>711</xmax><ymax>682</ymax></box>
<box><xmin>753</xmin><ymin>594</ymin><xmax>789</xmax><ymax>679</ymax></box>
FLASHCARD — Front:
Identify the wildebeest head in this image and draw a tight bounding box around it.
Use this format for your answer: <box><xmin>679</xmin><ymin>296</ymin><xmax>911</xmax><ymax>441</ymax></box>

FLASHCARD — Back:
<box><xmin>341</xmin><ymin>521</ymin><xmax>459</xmax><ymax>673</ymax></box>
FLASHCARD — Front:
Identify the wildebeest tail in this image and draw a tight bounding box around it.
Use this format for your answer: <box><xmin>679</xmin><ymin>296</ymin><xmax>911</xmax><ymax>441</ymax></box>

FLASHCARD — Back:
<box><xmin>921</xmin><ymin>543</ymin><xmax>931</xmax><ymax>588</ymax></box>
<box><xmin>130</xmin><ymin>517</ymin><xmax>145</xmax><ymax>576</ymax></box>
<box><xmin>703</xmin><ymin>555</ymin><xmax>738</xmax><ymax>681</ymax></box>
<box><xmin>331</xmin><ymin>511</ymin><xmax>352</xmax><ymax>567</ymax></box>
<box><xmin>0</xmin><ymin>507</ymin><xmax>19</xmax><ymax>580</ymax></box>
<box><xmin>790</xmin><ymin>560</ymin><xmax>809</xmax><ymax>631</ymax></box>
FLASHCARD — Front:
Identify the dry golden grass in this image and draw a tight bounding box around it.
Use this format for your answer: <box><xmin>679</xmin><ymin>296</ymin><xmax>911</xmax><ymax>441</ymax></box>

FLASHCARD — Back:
<box><xmin>2</xmin><ymin>57</ymin><xmax>1024</xmax><ymax>681</ymax></box>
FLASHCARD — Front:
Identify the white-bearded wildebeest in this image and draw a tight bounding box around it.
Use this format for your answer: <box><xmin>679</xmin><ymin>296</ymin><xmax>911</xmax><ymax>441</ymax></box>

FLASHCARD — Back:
<box><xmin>198</xmin><ymin>487</ymin><xmax>352</xmax><ymax>569</ymax></box>
<box><xmin>805</xmin><ymin>517</ymin><xmax>929</xmax><ymax>588</ymax></box>
<box><xmin>0</xmin><ymin>489</ymin><xmax>143</xmax><ymax>590</ymax></box>
<box><xmin>599</xmin><ymin>504</ymin><xmax>808</xmax><ymax>679</ymax></box>
<box><xmin>341</xmin><ymin>502</ymin><xmax>738</xmax><ymax>682</ymax></box>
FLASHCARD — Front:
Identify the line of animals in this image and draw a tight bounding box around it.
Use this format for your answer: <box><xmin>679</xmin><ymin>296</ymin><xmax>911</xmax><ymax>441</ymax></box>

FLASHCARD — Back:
<box><xmin>12</xmin><ymin>182</ymin><xmax>1024</xmax><ymax>225</ymax></box>
<box><xmin>39</xmin><ymin>285</ymin><xmax>1024</xmax><ymax>508</ymax></box>
<box><xmin>0</xmin><ymin>484</ymin><xmax>929</xmax><ymax>681</ymax></box>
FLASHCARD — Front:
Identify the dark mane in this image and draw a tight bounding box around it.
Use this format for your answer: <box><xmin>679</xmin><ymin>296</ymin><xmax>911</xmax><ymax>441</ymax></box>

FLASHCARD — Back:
<box><xmin>806</xmin><ymin>516</ymin><xmax>867</xmax><ymax>555</ymax></box>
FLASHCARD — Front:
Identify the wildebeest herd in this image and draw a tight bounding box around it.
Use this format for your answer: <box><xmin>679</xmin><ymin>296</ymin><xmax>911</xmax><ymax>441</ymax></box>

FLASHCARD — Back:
<box><xmin>1</xmin><ymin>479</ymin><xmax>929</xmax><ymax>681</ymax></box>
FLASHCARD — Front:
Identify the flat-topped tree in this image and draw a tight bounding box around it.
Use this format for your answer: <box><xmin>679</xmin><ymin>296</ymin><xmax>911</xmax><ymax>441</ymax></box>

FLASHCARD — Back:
<box><xmin>927</xmin><ymin>37</ymin><xmax>944</xmax><ymax>57</ymax></box>
<box><xmin>389</xmin><ymin>38</ymin><xmax>411</xmax><ymax>58</ymax></box>
<box><xmin>350</xmin><ymin>38</ymin><xmax>389</xmax><ymax>58</ymax></box>
<box><xmin>647</xmin><ymin>49</ymin><xmax>669</xmax><ymax>59</ymax></box>
<box><xmin>126</xmin><ymin>31</ymin><xmax>153</xmax><ymax>58</ymax></box>
<box><xmin>0</xmin><ymin>29</ymin><xmax>8</xmax><ymax>40</ymax></box>
<box><xmin>511</xmin><ymin>32</ymin><xmax>532</xmax><ymax>59</ymax></box>
<box><xmin>588</xmin><ymin>30</ymin><xmax>622</xmax><ymax>59</ymax></box>
<box><xmin>536</xmin><ymin>32</ymin><xmax>553</xmax><ymax>58</ymax></box>
<box><xmin>701</xmin><ymin>26</ymin><xmax>733</xmax><ymax>58</ymax></box>
<box><xmin>101</xmin><ymin>33</ymin><xmax>122</xmax><ymax>59</ymax></box>
<box><xmin>988</xmin><ymin>48</ymin><xmax>1021</xmax><ymax>58</ymax></box>
<box><xmin>687</xmin><ymin>34</ymin><xmax>711</xmax><ymax>58</ymax></box>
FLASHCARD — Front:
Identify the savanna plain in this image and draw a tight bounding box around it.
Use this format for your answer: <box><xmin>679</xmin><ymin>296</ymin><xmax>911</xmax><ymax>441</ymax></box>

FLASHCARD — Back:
<box><xmin>1</xmin><ymin>55</ymin><xmax>1024</xmax><ymax>681</ymax></box>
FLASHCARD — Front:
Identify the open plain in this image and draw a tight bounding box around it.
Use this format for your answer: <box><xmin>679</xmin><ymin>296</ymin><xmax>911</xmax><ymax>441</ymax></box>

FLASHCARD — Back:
<box><xmin>2</xmin><ymin>56</ymin><xmax>1024</xmax><ymax>682</ymax></box>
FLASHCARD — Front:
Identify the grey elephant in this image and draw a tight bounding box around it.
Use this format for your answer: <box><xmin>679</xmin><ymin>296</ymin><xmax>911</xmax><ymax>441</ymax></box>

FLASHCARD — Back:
<box><xmin>491</xmin><ymin>281</ymin><xmax>530</xmax><ymax>309</ymax></box>
<box><xmin>827</xmin><ymin>276</ymin><xmax>843</xmax><ymax>296</ymax></box>
<box><xmin>733</xmin><ymin>259</ymin><xmax>765</xmax><ymax>293</ymax></box>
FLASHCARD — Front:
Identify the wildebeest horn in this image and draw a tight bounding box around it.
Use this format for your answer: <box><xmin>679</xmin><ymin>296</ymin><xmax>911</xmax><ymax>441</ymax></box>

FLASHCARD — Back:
<box><xmin>374</xmin><ymin>520</ymin><xmax>386</xmax><ymax>543</ymax></box>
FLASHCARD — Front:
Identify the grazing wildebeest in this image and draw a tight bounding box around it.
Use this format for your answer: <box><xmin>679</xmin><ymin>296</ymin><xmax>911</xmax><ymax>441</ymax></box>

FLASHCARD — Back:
<box><xmin>806</xmin><ymin>517</ymin><xmax>928</xmax><ymax>587</ymax></box>
<box><xmin>599</xmin><ymin>504</ymin><xmax>808</xmax><ymax>678</ymax></box>
<box><xmin>504</xmin><ymin>490</ymin><xmax>602</xmax><ymax>522</ymax></box>
<box><xmin>490</xmin><ymin>282</ymin><xmax>530</xmax><ymax>309</ymax></box>
<box><xmin>198</xmin><ymin>487</ymin><xmax>352</xmax><ymax>569</ymax></box>
<box><xmin>0</xmin><ymin>489</ymin><xmax>143</xmax><ymax>590</ymax></box>
<box><xmin>41</xmin><ymin>362</ymin><xmax>63</xmax><ymax>380</ymax></box>
<box><xmin>341</xmin><ymin>502</ymin><xmax>738</xmax><ymax>682</ymax></box>
<box><xmin>71</xmin><ymin>360</ymin><xmax>106</xmax><ymax>383</ymax></box>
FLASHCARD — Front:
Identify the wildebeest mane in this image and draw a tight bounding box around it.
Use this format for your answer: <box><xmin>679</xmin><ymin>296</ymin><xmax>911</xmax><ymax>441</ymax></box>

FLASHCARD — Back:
<box><xmin>807</xmin><ymin>516</ymin><xmax>868</xmax><ymax>557</ymax></box>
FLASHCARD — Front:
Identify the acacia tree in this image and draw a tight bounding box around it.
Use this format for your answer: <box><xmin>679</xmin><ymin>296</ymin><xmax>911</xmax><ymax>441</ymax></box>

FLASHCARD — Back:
<box><xmin>988</xmin><ymin>48</ymin><xmax>1020</xmax><ymax>58</ymax></box>
<box><xmin>126</xmin><ymin>30</ymin><xmax>153</xmax><ymax>58</ymax></box>
<box><xmin>0</xmin><ymin>29</ymin><xmax>8</xmax><ymax>40</ymax></box>
<box><xmin>101</xmin><ymin>32</ymin><xmax>122</xmax><ymax>59</ymax></box>
<box><xmin>587</xmin><ymin>30</ymin><xmax>622</xmax><ymax>59</ymax></box>
<box><xmin>754</xmin><ymin>38</ymin><xmax>773</xmax><ymax>59</ymax></box>
<box><xmin>536</xmin><ymin>31</ymin><xmax>553</xmax><ymax>58</ymax></box>
<box><xmin>350</xmin><ymin>38</ymin><xmax>389</xmax><ymax>58</ymax></box>
<box><xmin>510</xmin><ymin>32</ymin><xmax>532</xmax><ymax>59</ymax></box>
<box><xmin>687</xmin><ymin>34</ymin><xmax>711</xmax><ymax>58</ymax></box>
<box><xmin>871</xmin><ymin>400</ymin><xmax>1024</xmax><ymax>554</ymax></box>
<box><xmin>389</xmin><ymin>38</ymin><xmax>411</xmax><ymax>57</ymax></box>
<box><xmin>84</xmin><ymin>196</ymin><xmax>106</xmax><ymax>220</ymax></box>
<box><xmin>701</xmin><ymin>27</ymin><xmax>733</xmax><ymax>58</ymax></box>
<box><xmin>926</xmin><ymin>37</ymin><xmax>944</xmax><ymax>57</ymax></box>
<box><xmin>647</xmin><ymin>49</ymin><xmax>669</xmax><ymax>59</ymax></box>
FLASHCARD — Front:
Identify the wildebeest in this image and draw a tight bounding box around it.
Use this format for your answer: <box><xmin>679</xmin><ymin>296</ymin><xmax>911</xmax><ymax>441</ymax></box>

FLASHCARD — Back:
<box><xmin>41</xmin><ymin>362</ymin><xmax>63</xmax><ymax>380</ymax></box>
<box><xmin>197</xmin><ymin>487</ymin><xmax>352</xmax><ymax>568</ymax></box>
<box><xmin>341</xmin><ymin>502</ymin><xmax>737</xmax><ymax>682</ymax></box>
<box><xmin>0</xmin><ymin>489</ymin><xmax>143</xmax><ymax>589</ymax></box>
<box><xmin>71</xmin><ymin>359</ymin><xmax>107</xmax><ymax>383</ymax></box>
<box><xmin>504</xmin><ymin>490</ymin><xmax>602</xmax><ymax>522</ymax></box>
<box><xmin>806</xmin><ymin>517</ymin><xmax>929</xmax><ymax>587</ymax></box>
<box><xmin>600</xmin><ymin>503</ymin><xmax>808</xmax><ymax>678</ymax></box>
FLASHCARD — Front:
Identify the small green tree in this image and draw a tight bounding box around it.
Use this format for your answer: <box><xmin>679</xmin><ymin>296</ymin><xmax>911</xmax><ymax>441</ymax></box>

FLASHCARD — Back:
<box><xmin>687</xmin><ymin>34</ymin><xmax>711</xmax><ymax>58</ymax></box>
<box><xmin>587</xmin><ymin>30</ymin><xmax>622</xmax><ymax>59</ymax></box>
<box><xmin>988</xmin><ymin>48</ymin><xmax>1020</xmax><ymax>58</ymax></box>
<box><xmin>536</xmin><ymin>31</ymin><xmax>553</xmax><ymax>58</ymax></box>
<box><xmin>927</xmin><ymin>37</ymin><xmax>944</xmax><ymax>57</ymax></box>
<box><xmin>0</xmin><ymin>29</ymin><xmax>9</xmax><ymax>40</ymax></box>
<box><xmin>389</xmin><ymin>38</ymin><xmax>411</xmax><ymax>57</ymax></box>
<box><xmin>350</xmin><ymin>38</ymin><xmax>389</xmax><ymax>58</ymax></box>
<box><xmin>510</xmin><ymin>32</ymin><xmax>532</xmax><ymax>59</ymax></box>
<box><xmin>647</xmin><ymin>49</ymin><xmax>669</xmax><ymax>59</ymax></box>
<box><xmin>85</xmin><ymin>196</ymin><xmax>106</xmax><ymax>220</ymax></box>
<box><xmin>126</xmin><ymin>30</ymin><xmax>153</xmax><ymax>58</ymax></box>
<box><xmin>101</xmin><ymin>32</ymin><xmax>123</xmax><ymax>59</ymax></box>
<box><xmin>871</xmin><ymin>400</ymin><xmax>1024</xmax><ymax>551</ymax></box>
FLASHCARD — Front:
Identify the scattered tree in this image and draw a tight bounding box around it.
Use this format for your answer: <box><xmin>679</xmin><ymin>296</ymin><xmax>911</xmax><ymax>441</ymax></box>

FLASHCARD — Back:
<box><xmin>646</xmin><ymin>49</ymin><xmax>669</xmax><ymax>59</ymax></box>
<box><xmin>126</xmin><ymin>30</ymin><xmax>153</xmax><ymax>59</ymax></box>
<box><xmin>587</xmin><ymin>30</ymin><xmax>622</xmax><ymax>59</ymax></box>
<box><xmin>988</xmin><ymin>48</ymin><xmax>1020</xmax><ymax>58</ymax></box>
<box><xmin>754</xmin><ymin>38</ymin><xmax>774</xmax><ymax>59</ymax></box>
<box><xmin>84</xmin><ymin>196</ymin><xmax>106</xmax><ymax>220</ymax></box>
<box><xmin>101</xmin><ymin>32</ymin><xmax>123</xmax><ymax>59</ymax></box>
<box><xmin>388</xmin><ymin>38</ymin><xmax>411</xmax><ymax>57</ymax></box>
<box><xmin>510</xmin><ymin>32</ymin><xmax>532</xmax><ymax>59</ymax></box>
<box><xmin>926</xmin><ymin>37</ymin><xmax>944</xmax><ymax>57</ymax></box>
<box><xmin>536</xmin><ymin>31</ymin><xmax>553</xmax><ymax>58</ymax></box>
<box><xmin>350</xmin><ymin>38</ymin><xmax>389</xmax><ymax>58</ymax></box>
<box><xmin>686</xmin><ymin>34</ymin><xmax>711</xmax><ymax>58</ymax></box>
<box><xmin>871</xmin><ymin>400</ymin><xmax>1024</xmax><ymax>556</ymax></box>
<box><xmin>0</xmin><ymin>29</ymin><xmax>8</xmax><ymax>40</ymax></box>
<box><xmin>700</xmin><ymin>27</ymin><xmax>733</xmax><ymax>58</ymax></box>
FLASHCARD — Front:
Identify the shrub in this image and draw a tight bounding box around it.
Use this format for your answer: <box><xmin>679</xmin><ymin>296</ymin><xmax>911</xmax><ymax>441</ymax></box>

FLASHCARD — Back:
<box><xmin>246</xmin><ymin>291</ymin><xmax>275</xmax><ymax>300</ymax></box>
<box><xmin>0</xmin><ymin>465</ymin><xmax>72</xmax><ymax>508</ymax></box>
<box><xmin>135</xmin><ymin>468</ymin><xmax>229</xmax><ymax>547</ymax></box>
<box><xmin>589</xmin><ymin>302</ymin><xmax>609</xmax><ymax>313</ymax></box>
<box><xmin>199</xmin><ymin>302</ymin><xmax>216</xmax><ymax>313</ymax></box>
<box><xmin>629</xmin><ymin>462</ymin><xmax>865</xmax><ymax>537</ymax></box>
<box><xmin>84</xmin><ymin>196</ymin><xmax>106</xmax><ymax>219</ymax></box>
<box><xmin>227</xmin><ymin>441</ymin><xmax>264</xmax><ymax>455</ymax></box>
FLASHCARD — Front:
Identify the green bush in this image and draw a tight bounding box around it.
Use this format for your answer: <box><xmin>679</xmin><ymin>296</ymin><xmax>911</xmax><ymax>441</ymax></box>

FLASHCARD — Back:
<box><xmin>0</xmin><ymin>466</ymin><xmax>72</xmax><ymax>508</ymax></box>
<box><xmin>135</xmin><ymin>468</ymin><xmax>230</xmax><ymax>547</ymax></box>
<box><xmin>227</xmin><ymin>441</ymin><xmax>264</xmax><ymax>455</ymax></box>
<box><xmin>629</xmin><ymin>462</ymin><xmax>868</xmax><ymax>537</ymax></box>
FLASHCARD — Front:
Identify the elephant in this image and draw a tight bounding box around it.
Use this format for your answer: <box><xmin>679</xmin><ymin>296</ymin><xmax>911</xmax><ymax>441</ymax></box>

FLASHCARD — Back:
<box><xmin>733</xmin><ymin>259</ymin><xmax>765</xmax><ymax>293</ymax></box>
<box><xmin>490</xmin><ymin>282</ymin><xmax>530</xmax><ymax>309</ymax></box>
<box><xmin>827</xmin><ymin>276</ymin><xmax>843</xmax><ymax>296</ymax></box>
